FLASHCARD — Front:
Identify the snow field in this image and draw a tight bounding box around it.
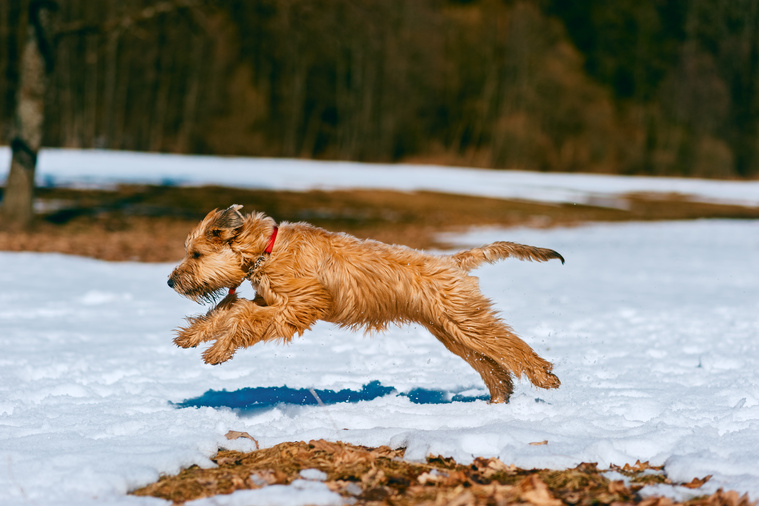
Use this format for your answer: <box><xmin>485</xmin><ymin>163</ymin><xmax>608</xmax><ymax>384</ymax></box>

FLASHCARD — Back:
<box><xmin>0</xmin><ymin>220</ymin><xmax>757</xmax><ymax>505</ymax></box>
<box><xmin>0</xmin><ymin>149</ymin><xmax>758</xmax><ymax>504</ymax></box>
<box><xmin>2</xmin><ymin>147</ymin><xmax>759</xmax><ymax>207</ymax></box>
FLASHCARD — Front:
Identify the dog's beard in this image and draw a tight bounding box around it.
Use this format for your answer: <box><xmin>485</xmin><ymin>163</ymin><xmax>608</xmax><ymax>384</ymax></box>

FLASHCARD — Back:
<box><xmin>177</xmin><ymin>283</ymin><xmax>228</xmax><ymax>306</ymax></box>
<box><xmin>197</xmin><ymin>289</ymin><xmax>226</xmax><ymax>306</ymax></box>
<box><xmin>195</xmin><ymin>289</ymin><xmax>240</xmax><ymax>318</ymax></box>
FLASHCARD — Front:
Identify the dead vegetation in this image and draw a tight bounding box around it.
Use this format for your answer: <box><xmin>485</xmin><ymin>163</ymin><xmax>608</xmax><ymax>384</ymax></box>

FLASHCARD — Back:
<box><xmin>1</xmin><ymin>184</ymin><xmax>758</xmax><ymax>262</ymax></box>
<box><xmin>131</xmin><ymin>438</ymin><xmax>754</xmax><ymax>506</ymax></box>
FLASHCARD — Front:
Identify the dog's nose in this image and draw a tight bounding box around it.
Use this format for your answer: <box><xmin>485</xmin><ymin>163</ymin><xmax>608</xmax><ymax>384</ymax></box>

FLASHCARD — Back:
<box><xmin>167</xmin><ymin>278</ymin><xmax>175</xmax><ymax>288</ymax></box>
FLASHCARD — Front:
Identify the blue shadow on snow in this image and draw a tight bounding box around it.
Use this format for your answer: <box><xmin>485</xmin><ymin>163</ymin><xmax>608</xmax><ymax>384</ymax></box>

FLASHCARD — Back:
<box><xmin>175</xmin><ymin>380</ymin><xmax>489</xmax><ymax>412</ymax></box>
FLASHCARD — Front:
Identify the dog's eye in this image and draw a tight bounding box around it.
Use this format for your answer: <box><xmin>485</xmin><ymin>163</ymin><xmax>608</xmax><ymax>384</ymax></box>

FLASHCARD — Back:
<box><xmin>192</xmin><ymin>251</ymin><xmax>202</xmax><ymax>259</ymax></box>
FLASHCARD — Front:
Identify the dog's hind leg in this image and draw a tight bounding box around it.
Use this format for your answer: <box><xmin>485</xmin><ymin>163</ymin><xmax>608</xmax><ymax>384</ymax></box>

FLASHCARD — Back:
<box><xmin>467</xmin><ymin>314</ymin><xmax>560</xmax><ymax>393</ymax></box>
<box><xmin>425</xmin><ymin>302</ymin><xmax>560</xmax><ymax>403</ymax></box>
<box><xmin>424</xmin><ymin>323</ymin><xmax>515</xmax><ymax>403</ymax></box>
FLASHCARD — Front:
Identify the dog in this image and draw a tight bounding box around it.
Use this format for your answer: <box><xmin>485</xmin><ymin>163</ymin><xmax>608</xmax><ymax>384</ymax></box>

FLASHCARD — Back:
<box><xmin>167</xmin><ymin>205</ymin><xmax>563</xmax><ymax>403</ymax></box>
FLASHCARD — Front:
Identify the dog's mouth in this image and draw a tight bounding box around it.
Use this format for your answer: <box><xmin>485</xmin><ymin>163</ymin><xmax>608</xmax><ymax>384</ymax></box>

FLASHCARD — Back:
<box><xmin>168</xmin><ymin>270</ymin><xmax>243</xmax><ymax>306</ymax></box>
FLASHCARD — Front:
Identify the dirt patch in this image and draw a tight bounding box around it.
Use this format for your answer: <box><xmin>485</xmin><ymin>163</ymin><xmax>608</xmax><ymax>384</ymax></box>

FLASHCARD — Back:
<box><xmin>131</xmin><ymin>438</ymin><xmax>752</xmax><ymax>505</ymax></box>
<box><xmin>1</xmin><ymin>185</ymin><xmax>758</xmax><ymax>262</ymax></box>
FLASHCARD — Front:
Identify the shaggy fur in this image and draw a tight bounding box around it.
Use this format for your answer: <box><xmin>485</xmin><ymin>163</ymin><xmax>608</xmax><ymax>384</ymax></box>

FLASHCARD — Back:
<box><xmin>168</xmin><ymin>205</ymin><xmax>564</xmax><ymax>403</ymax></box>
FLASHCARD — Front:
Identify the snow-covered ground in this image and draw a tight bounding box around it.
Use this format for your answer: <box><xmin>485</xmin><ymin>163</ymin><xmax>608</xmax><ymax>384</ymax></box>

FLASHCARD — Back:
<box><xmin>1</xmin><ymin>150</ymin><xmax>758</xmax><ymax>505</ymax></box>
<box><xmin>1</xmin><ymin>147</ymin><xmax>759</xmax><ymax>207</ymax></box>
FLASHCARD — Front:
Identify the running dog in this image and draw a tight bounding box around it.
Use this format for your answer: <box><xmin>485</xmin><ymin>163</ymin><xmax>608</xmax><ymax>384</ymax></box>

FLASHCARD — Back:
<box><xmin>167</xmin><ymin>205</ymin><xmax>563</xmax><ymax>403</ymax></box>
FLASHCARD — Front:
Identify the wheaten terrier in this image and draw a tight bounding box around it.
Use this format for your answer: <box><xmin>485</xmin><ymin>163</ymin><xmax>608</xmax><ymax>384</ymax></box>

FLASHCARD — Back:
<box><xmin>168</xmin><ymin>205</ymin><xmax>563</xmax><ymax>403</ymax></box>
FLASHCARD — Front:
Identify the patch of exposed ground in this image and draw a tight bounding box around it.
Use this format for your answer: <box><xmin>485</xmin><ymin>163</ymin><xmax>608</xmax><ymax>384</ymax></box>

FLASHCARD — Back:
<box><xmin>1</xmin><ymin>185</ymin><xmax>758</xmax><ymax>262</ymax></box>
<box><xmin>131</xmin><ymin>437</ymin><xmax>753</xmax><ymax>506</ymax></box>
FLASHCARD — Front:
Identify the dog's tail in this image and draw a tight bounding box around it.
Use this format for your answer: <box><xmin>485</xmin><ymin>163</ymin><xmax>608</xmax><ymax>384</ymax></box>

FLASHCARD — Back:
<box><xmin>451</xmin><ymin>241</ymin><xmax>564</xmax><ymax>272</ymax></box>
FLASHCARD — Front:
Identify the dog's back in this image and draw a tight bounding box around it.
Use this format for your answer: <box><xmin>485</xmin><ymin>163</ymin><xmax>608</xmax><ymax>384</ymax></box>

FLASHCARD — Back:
<box><xmin>270</xmin><ymin>222</ymin><xmax>459</xmax><ymax>330</ymax></box>
<box><xmin>272</xmin><ymin>222</ymin><xmax>562</xmax><ymax>336</ymax></box>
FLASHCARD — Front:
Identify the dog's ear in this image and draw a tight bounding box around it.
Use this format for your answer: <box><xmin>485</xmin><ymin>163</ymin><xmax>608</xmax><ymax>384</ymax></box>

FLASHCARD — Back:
<box><xmin>208</xmin><ymin>204</ymin><xmax>245</xmax><ymax>242</ymax></box>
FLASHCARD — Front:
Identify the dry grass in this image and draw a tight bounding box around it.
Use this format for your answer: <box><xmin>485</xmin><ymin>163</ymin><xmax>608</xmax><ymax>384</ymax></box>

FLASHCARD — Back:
<box><xmin>1</xmin><ymin>184</ymin><xmax>758</xmax><ymax>262</ymax></box>
<box><xmin>131</xmin><ymin>438</ymin><xmax>754</xmax><ymax>506</ymax></box>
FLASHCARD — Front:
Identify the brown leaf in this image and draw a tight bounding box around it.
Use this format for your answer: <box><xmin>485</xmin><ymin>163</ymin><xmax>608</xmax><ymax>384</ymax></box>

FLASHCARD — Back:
<box><xmin>487</xmin><ymin>458</ymin><xmax>517</xmax><ymax>473</ymax></box>
<box><xmin>639</xmin><ymin>497</ymin><xmax>674</xmax><ymax>506</ymax></box>
<box><xmin>608</xmin><ymin>480</ymin><xmax>630</xmax><ymax>494</ymax></box>
<box><xmin>622</xmin><ymin>460</ymin><xmax>661</xmax><ymax>473</ymax></box>
<box><xmin>471</xmin><ymin>456</ymin><xmax>517</xmax><ymax>479</ymax></box>
<box><xmin>225</xmin><ymin>430</ymin><xmax>260</xmax><ymax>450</ymax></box>
<box><xmin>309</xmin><ymin>439</ymin><xmax>341</xmax><ymax>453</ymax></box>
<box><xmin>443</xmin><ymin>489</ymin><xmax>476</xmax><ymax>506</ymax></box>
<box><xmin>530</xmin><ymin>440</ymin><xmax>549</xmax><ymax>446</ymax></box>
<box><xmin>418</xmin><ymin>470</ymin><xmax>446</xmax><ymax>485</ymax></box>
<box><xmin>249</xmin><ymin>470</ymin><xmax>279</xmax><ymax>487</ymax></box>
<box><xmin>361</xmin><ymin>467</ymin><xmax>386</xmax><ymax>486</ymax></box>
<box><xmin>699</xmin><ymin>489</ymin><xmax>756</xmax><ymax>506</ymax></box>
<box><xmin>518</xmin><ymin>475</ymin><xmax>563</xmax><ymax>506</ymax></box>
<box><xmin>682</xmin><ymin>475</ymin><xmax>712</xmax><ymax>489</ymax></box>
<box><xmin>214</xmin><ymin>454</ymin><xmax>242</xmax><ymax>467</ymax></box>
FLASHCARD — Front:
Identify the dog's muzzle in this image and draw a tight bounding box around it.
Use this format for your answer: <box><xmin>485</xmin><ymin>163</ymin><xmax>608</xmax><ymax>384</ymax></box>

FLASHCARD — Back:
<box><xmin>167</xmin><ymin>278</ymin><xmax>175</xmax><ymax>288</ymax></box>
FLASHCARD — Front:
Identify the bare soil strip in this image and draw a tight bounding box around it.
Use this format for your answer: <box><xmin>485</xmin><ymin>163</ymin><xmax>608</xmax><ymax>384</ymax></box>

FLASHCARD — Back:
<box><xmin>2</xmin><ymin>185</ymin><xmax>758</xmax><ymax>262</ymax></box>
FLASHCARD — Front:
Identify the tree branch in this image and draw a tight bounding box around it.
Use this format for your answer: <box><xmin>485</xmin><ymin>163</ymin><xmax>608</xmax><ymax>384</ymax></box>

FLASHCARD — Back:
<box><xmin>54</xmin><ymin>0</ymin><xmax>203</xmax><ymax>39</ymax></box>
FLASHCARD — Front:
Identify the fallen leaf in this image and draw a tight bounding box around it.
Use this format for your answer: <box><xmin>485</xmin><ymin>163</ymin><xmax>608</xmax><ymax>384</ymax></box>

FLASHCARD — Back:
<box><xmin>225</xmin><ymin>430</ymin><xmax>260</xmax><ymax>449</ymax></box>
<box><xmin>639</xmin><ymin>497</ymin><xmax>674</xmax><ymax>506</ymax></box>
<box><xmin>418</xmin><ymin>470</ymin><xmax>445</xmax><ymax>485</ymax></box>
<box><xmin>608</xmin><ymin>480</ymin><xmax>629</xmax><ymax>494</ymax></box>
<box><xmin>519</xmin><ymin>475</ymin><xmax>563</xmax><ymax>506</ymax></box>
<box><xmin>622</xmin><ymin>460</ymin><xmax>661</xmax><ymax>473</ymax></box>
<box><xmin>682</xmin><ymin>475</ymin><xmax>712</xmax><ymax>489</ymax></box>
<box><xmin>530</xmin><ymin>440</ymin><xmax>549</xmax><ymax>446</ymax></box>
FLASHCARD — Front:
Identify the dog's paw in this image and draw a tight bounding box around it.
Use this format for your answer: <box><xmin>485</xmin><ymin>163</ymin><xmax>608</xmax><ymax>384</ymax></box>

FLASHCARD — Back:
<box><xmin>541</xmin><ymin>371</ymin><xmax>561</xmax><ymax>389</ymax></box>
<box><xmin>529</xmin><ymin>369</ymin><xmax>561</xmax><ymax>390</ymax></box>
<box><xmin>174</xmin><ymin>328</ymin><xmax>200</xmax><ymax>348</ymax></box>
<box><xmin>487</xmin><ymin>393</ymin><xmax>508</xmax><ymax>404</ymax></box>
<box><xmin>202</xmin><ymin>342</ymin><xmax>235</xmax><ymax>365</ymax></box>
<box><xmin>174</xmin><ymin>315</ymin><xmax>220</xmax><ymax>348</ymax></box>
<box><xmin>174</xmin><ymin>319</ymin><xmax>203</xmax><ymax>348</ymax></box>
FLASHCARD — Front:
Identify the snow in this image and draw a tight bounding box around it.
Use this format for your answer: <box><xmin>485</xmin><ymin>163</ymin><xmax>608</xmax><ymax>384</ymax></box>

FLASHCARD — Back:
<box><xmin>1</xmin><ymin>149</ymin><xmax>758</xmax><ymax>505</ymax></box>
<box><xmin>186</xmin><ymin>480</ymin><xmax>343</xmax><ymax>506</ymax></box>
<box><xmin>2</xmin><ymin>147</ymin><xmax>759</xmax><ymax>207</ymax></box>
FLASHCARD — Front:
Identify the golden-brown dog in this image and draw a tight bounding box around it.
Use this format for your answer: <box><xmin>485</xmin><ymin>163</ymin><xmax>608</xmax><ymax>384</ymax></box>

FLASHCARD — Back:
<box><xmin>168</xmin><ymin>205</ymin><xmax>563</xmax><ymax>403</ymax></box>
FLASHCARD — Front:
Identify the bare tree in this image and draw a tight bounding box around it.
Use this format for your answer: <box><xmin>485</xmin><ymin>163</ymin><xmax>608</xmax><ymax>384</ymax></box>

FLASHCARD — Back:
<box><xmin>1</xmin><ymin>0</ymin><xmax>57</xmax><ymax>230</ymax></box>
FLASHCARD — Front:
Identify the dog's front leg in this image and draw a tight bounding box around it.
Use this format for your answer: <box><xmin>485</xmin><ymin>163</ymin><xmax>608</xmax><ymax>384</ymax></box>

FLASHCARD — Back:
<box><xmin>173</xmin><ymin>291</ymin><xmax>241</xmax><ymax>349</ymax></box>
<box><xmin>174</xmin><ymin>290</ymin><xmax>270</xmax><ymax>349</ymax></box>
<box><xmin>200</xmin><ymin>299</ymin><xmax>284</xmax><ymax>364</ymax></box>
<box><xmin>201</xmin><ymin>291</ymin><xmax>328</xmax><ymax>365</ymax></box>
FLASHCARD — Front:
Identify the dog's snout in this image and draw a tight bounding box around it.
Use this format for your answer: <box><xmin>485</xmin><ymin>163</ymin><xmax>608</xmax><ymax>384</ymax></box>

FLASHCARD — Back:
<box><xmin>167</xmin><ymin>277</ymin><xmax>175</xmax><ymax>288</ymax></box>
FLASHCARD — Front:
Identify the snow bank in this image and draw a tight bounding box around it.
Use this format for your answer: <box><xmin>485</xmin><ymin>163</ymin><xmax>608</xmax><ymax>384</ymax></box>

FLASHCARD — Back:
<box><xmin>1</xmin><ymin>147</ymin><xmax>758</xmax><ymax>207</ymax></box>
<box><xmin>1</xmin><ymin>220</ymin><xmax>757</xmax><ymax>505</ymax></box>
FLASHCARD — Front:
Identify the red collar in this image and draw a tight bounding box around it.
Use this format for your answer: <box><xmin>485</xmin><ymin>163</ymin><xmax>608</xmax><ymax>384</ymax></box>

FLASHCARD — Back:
<box><xmin>264</xmin><ymin>226</ymin><xmax>278</xmax><ymax>254</ymax></box>
<box><xmin>229</xmin><ymin>226</ymin><xmax>278</xmax><ymax>296</ymax></box>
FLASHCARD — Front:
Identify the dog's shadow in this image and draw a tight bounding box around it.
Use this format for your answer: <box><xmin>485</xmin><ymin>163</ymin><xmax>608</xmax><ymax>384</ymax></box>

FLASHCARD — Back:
<box><xmin>174</xmin><ymin>380</ymin><xmax>489</xmax><ymax>414</ymax></box>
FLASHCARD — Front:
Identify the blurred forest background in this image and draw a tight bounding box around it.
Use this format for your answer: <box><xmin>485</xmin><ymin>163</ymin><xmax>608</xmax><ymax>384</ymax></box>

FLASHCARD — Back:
<box><xmin>2</xmin><ymin>0</ymin><xmax>759</xmax><ymax>178</ymax></box>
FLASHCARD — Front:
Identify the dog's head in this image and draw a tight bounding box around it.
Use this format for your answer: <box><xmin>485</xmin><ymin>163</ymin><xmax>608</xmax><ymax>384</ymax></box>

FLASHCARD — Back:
<box><xmin>167</xmin><ymin>205</ymin><xmax>274</xmax><ymax>303</ymax></box>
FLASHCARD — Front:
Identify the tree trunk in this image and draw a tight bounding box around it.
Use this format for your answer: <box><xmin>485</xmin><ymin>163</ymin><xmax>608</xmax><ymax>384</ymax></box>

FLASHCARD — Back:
<box><xmin>1</xmin><ymin>0</ymin><xmax>57</xmax><ymax>230</ymax></box>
